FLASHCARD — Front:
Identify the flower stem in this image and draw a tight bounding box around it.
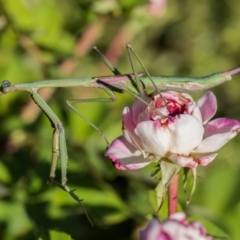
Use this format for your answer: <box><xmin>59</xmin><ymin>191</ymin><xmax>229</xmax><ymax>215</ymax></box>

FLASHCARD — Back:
<box><xmin>168</xmin><ymin>172</ymin><xmax>179</xmax><ymax>216</ymax></box>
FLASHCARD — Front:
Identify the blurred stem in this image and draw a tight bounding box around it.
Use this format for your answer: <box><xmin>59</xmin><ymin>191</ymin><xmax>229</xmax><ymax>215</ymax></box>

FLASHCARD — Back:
<box><xmin>168</xmin><ymin>172</ymin><xmax>179</xmax><ymax>216</ymax></box>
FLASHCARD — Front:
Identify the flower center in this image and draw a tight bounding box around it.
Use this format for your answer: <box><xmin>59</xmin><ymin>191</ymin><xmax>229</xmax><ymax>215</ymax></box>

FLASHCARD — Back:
<box><xmin>148</xmin><ymin>93</ymin><xmax>191</xmax><ymax>126</ymax></box>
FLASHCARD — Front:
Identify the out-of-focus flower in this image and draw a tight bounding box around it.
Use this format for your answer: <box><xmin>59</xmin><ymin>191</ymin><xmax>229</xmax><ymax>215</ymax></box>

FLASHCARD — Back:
<box><xmin>105</xmin><ymin>91</ymin><xmax>240</xmax><ymax>170</ymax></box>
<box><xmin>139</xmin><ymin>213</ymin><xmax>212</xmax><ymax>240</ymax></box>
<box><xmin>146</xmin><ymin>0</ymin><xmax>166</xmax><ymax>17</ymax></box>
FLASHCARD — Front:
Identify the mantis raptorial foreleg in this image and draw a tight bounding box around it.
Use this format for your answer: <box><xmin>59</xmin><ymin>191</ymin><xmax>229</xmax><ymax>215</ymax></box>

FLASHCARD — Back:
<box><xmin>31</xmin><ymin>92</ymin><xmax>68</xmax><ymax>185</ymax></box>
<box><xmin>31</xmin><ymin>91</ymin><xmax>93</xmax><ymax>226</ymax></box>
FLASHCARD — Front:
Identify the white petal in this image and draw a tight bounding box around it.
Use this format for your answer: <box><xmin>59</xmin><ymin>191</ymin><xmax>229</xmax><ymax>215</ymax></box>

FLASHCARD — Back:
<box><xmin>135</xmin><ymin>121</ymin><xmax>172</xmax><ymax>156</ymax></box>
<box><xmin>192</xmin><ymin>131</ymin><xmax>239</xmax><ymax>154</ymax></box>
<box><xmin>193</xmin><ymin>118</ymin><xmax>240</xmax><ymax>153</ymax></box>
<box><xmin>191</xmin><ymin>105</ymin><xmax>202</xmax><ymax>123</ymax></box>
<box><xmin>105</xmin><ymin>136</ymin><xmax>151</xmax><ymax>170</ymax></box>
<box><xmin>168</xmin><ymin>115</ymin><xmax>204</xmax><ymax>155</ymax></box>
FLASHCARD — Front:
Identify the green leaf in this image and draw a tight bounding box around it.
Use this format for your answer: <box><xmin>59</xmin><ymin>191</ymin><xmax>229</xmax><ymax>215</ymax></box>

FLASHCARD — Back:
<box><xmin>155</xmin><ymin>160</ymin><xmax>180</xmax><ymax>211</ymax></box>
<box><xmin>186</xmin><ymin>168</ymin><xmax>197</xmax><ymax>205</ymax></box>
<box><xmin>0</xmin><ymin>161</ymin><xmax>11</xmax><ymax>183</ymax></box>
<box><xmin>0</xmin><ymin>201</ymin><xmax>32</xmax><ymax>239</ymax></box>
<box><xmin>49</xmin><ymin>231</ymin><xmax>72</xmax><ymax>240</ymax></box>
<box><xmin>38</xmin><ymin>230</ymin><xmax>72</xmax><ymax>240</ymax></box>
<box><xmin>161</xmin><ymin>160</ymin><xmax>180</xmax><ymax>187</ymax></box>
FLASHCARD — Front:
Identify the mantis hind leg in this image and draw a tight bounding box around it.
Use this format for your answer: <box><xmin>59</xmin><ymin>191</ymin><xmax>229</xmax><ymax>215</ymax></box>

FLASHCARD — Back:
<box><xmin>31</xmin><ymin>92</ymin><xmax>93</xmax><ymax>226</ymax></box>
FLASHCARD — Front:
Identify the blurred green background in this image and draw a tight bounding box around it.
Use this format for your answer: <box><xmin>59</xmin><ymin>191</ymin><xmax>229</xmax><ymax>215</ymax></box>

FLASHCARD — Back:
<box><xmin>0</xmin><ymin>0</ymin><xmax>240</xmax><ymax>239</ymax></box>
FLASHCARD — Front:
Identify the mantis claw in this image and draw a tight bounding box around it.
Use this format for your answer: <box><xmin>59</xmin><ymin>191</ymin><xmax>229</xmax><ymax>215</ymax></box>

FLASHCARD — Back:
<box><xmin>49</xmin><ymin>179</ymin><xmax>93</xmax><ymax>226</ymax></box>
<box><xmin>69</xmin><ymin>189</ymin><xmax>84</xmax><ymax>202</ymax></box>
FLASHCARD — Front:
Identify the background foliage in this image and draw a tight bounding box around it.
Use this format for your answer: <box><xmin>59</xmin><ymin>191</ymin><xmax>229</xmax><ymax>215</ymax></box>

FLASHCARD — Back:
<box><xmin>0</xmin><ymin>0</ymin><xmax>240</xmax><ymax>239</ymax></box>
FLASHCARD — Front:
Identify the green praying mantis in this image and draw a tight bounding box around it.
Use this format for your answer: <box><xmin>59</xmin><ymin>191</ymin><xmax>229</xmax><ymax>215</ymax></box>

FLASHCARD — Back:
<box><xmin>1</xmin><ymin>43</ymin><xmax>240</xmax><ymax>225</ymax></box>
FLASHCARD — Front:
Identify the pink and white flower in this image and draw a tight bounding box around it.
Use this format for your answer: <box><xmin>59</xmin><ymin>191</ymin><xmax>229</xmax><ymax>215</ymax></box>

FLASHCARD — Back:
<box><xmin>105</xmin><ymin>91</ymin><xmax>240</xmax><ymax>170</ymax></box>
<box><xmin>139</xmin><ymin>213</ymin><xmax>212</xmax><ymax>240</ymax></box>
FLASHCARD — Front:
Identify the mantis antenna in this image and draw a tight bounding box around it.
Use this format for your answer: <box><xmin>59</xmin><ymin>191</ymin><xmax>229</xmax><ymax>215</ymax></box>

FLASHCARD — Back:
<box><xmin>126</xmin><ymin>43</ymin><xmax>166</xmax><ymax>96</ymax></box>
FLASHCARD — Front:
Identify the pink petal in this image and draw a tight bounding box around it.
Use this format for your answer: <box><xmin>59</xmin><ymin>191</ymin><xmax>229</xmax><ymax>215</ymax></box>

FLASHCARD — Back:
<box><xmin>193</xmin><ymin>118</ymin><xmax>240</xmax><ymax>154</ymax></box>
<box><xmin>197</xmin><ymin>92</ymin><xmax>217</xmax><ymax>124</ymax></box>
<box><xmin>168</xmin><ymin>115</ymin><xmax>204</xmax><ymax>155</ymax></box>
<box><xmin>139</xmin><ymin>214</ymin><xmax>212</xmax><ymax>240</ymax></box>
<box><xmin>191</xmin><ymin>222</ymin><xmax>209</xmax><ymax>236</ymax></box>
<box><xmin>139</xmin><ymin>219</ymin><xmax>165</xmax><ymax>240</ymax></box>
<box><xmin>122</xmin><ymin>106</ymin><xmax>136</xmax><ymax>135</ymax></box>
<box><xmin>135</xmin><ymin>121</ymin><xmax>172</xmax><ymax>157</ymax></box>
<box><xmin>132</xmin><ymin>93</ymin><xmax>151</xmax><ymax>125</ymax></box>
<box><xmin>196</xmin><ymin>153</ymin><xmax>218</xmax><ymax>166</ymax></box>
<box><xmin>204</xmin><ymin>118</ymin><xmax>240</xmax><ymax>137</ymax></box>
<box><xmin>122</xmin><ymin>107</ymin><xmax>145</xmax><ymax>154</ymax></box>
<box><xmin>168</xmin><ymin>154</ymin><xmax>198</xmax><ymax>168</ymax></box>
<box><xmin>104</xmin><ymin>136</ymin><xmax>151</xmax><ymax>170</ymax></box>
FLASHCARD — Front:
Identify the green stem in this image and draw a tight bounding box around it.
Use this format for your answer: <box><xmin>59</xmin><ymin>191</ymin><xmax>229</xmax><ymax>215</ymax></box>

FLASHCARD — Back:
<box><xmin>168</xmin><ymin>172</ymin><xmax>179</xmax><ymax>216</ymax></box>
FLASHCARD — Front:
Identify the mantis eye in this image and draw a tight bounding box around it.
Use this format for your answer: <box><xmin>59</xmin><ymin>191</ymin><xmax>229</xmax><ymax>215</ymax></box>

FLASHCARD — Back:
<box><xmin>1</xmin><ymin>80</ymin><xmax>11</xmax><ymax>93</ymax></box>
